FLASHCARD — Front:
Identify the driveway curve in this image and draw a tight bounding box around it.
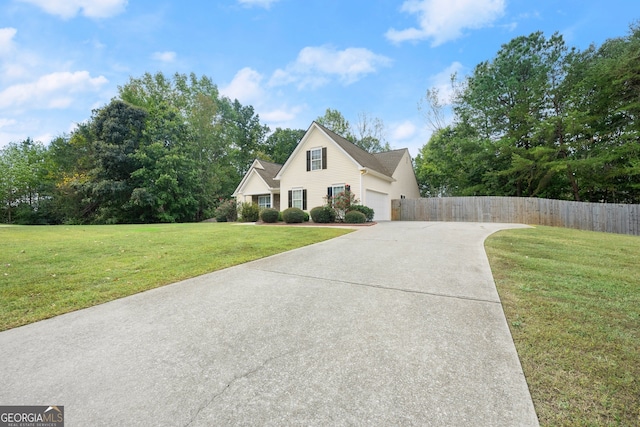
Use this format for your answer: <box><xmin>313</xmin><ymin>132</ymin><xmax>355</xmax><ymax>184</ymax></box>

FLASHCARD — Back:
<box><xmin>0</xmin><ymin>221</ymin><xmax>538</xmax><ymax>426</ymax></box>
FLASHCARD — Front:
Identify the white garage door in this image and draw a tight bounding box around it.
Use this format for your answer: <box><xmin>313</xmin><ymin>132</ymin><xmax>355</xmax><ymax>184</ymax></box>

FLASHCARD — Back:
<box><xmin>365</xmin><ymin>190</ymin><xmax>390</xmax><ymax>221</ymax></box>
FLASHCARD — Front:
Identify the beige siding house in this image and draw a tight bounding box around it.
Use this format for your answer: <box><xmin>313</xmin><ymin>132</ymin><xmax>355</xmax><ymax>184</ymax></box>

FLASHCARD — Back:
<box><xmin>232</xmin><ymin>122</ymin><xmax>419</xmax><ymax>221</ymax></box>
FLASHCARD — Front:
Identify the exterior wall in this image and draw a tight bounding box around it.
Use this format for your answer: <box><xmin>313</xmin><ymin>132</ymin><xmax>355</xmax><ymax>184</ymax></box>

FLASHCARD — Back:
<box><xmin>389</xmin><ymin>150</ymin><xmax>420</xmax><ymax>199</ymax></box>
<box><xmin>235</xmin><ymin>171</ymin><xmax>271</xmax><ymax>206</ymax></box>
<box><xmin>279</xmin><ymin>126</ymin><xmax>361</xmax><ymax>211</ymax></box>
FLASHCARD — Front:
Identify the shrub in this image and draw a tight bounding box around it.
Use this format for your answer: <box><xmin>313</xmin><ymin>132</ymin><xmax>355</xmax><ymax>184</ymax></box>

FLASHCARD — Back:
<box><xmin>344</xmin><ymin>210</ymin><xmax>366</xmax><ymax>224</ymax></box>
<box><xmin>348</xmin><ymin>205</ymin><xmax>374</xmax><ymax>222</ymax></box>
<box><xmin>303</xmin><ymin>211</ymin><xmax>310</xmax><ymax>222</ymax></box>
<box><xmin>310</xmin><ymin>206</ymin><xmax>336</xmax><ymax>223</ymax></box>
<box><xmin>282</xmin><ymin>207</ymin><xmax>305</xmax><ymax>223</ymax></box>
<box><xmin>214</xmin><ymin>200</ymin><xmax>237</xmax><ymax>222</ymax></box>
<box><xmin>240</xmin><ymin>202</ymin><xmax>260</xmax><ymax>222</ymax></box>
<box><xmin>328</xmin><ymin>190</ymin><xmax>359</xmax><ymax>222</ymax></box>
<box><xmin>260</xmin><ymin>208</ymin><xmax>279</xmax><ymax>223</ymax></box>
<box><xmin>278</xmin><ymin>211</ymin><xmax>283</xmax><ymax>222</ymax></box>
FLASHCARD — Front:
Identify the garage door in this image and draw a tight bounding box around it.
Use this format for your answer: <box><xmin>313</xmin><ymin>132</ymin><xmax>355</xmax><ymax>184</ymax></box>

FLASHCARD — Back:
<box><xmin>365</xmin><ymin>190</ymin><xmax>390</xmax><ymax>221</ymax></box>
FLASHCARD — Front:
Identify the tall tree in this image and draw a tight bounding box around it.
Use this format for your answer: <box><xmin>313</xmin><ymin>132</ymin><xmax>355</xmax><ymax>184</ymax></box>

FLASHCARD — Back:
<box><xmin>316</xmin><ymin>108</ymin><xmax>355</xmax><ymax>141</ymax></box>
<box><xmin>0</xmin><ymin>139</ymin><xmax>48</xmax><ymax>223</ymax></box>
<box><xmin>354</xmin><ymin>112</ymin><xmax>391</xmax><ymax>153</ymax></box>
<box><xmin>264</xmin><ymin>128</ymin><xmax>305</xmax><ymax>164</ymax></box>
<box><xmin>89</xmin><ymin>99</ymin><xmax>148</xmax><ymax>223</ymax></box>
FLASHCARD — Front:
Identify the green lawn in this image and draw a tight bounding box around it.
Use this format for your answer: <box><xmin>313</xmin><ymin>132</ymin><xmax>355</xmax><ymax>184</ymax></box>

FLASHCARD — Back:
<box><xmin>0</xmin><ymin>223</ymin><xmax>352</xmax><ymax>331</ymax></box>
<box><xmin>485</xmin><ymin>226</ymin><xmax>640</xmax><ymax>426</ymax></box>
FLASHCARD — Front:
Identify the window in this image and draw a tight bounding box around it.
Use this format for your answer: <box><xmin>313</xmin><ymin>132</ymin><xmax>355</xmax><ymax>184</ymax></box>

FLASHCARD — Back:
<box><xmin>327</xmin><ymin>184</ymin><xmax>350</xmax><ymax>207</ymax></box>
<box><xmin>291</xmin><ymin>189</ymin><xmax>303</xmax><ymax>209</ymax></box>
<box><xmin>306</xmin><ymin>147</ymin><xmax>327</xmax><ymax>171</ymax></box>
<box><xmin>310</xmin><ymin>148</ymin><xmax>322</xmax><ymax>170</ymax></box>
<box><xmin>258</xmin><ymin>195</ymin><xmax>271</xmax><ymax>209</ymax></box>
<box><xmin>289</xmin><ymin>188</ymin><xmax>306</xmax><ymax>210</ymax></box>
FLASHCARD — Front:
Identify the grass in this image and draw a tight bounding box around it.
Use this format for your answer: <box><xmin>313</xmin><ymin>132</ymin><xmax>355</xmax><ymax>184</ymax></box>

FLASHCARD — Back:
<box><xmin>485</xmin><ymin>226</ymin><xmax>640</xmax><ymax>426</ymax></box>
<box><xmin>0</xmin><ymin>223</ymin><xmax>352</xmax><ymax>331</ymax></box>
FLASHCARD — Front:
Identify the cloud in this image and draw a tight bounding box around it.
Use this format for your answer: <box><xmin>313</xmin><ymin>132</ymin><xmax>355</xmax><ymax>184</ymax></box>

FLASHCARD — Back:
<box><xmin>391</xmin><ymin>120</ymin><xmax>417</xmax><ymax>141</ymax></box>
<box><xmin>269</xmin><ymin>45</ymin><xmax>392</xmax><ymax>89</ymax></box>
<box><xmin>237</xmin><ymin>0</ymin><xmax>280</xmax><ymax>8</ymax></box>
<box><xmin>17</xmin><ymin>0</ymin><xmax>128</xmax><ymax>19</ymax></box>
<box><xmin>220</xmin><ymin>67</ymin><xmax>307</xmax><ymax>128</ymax></box>
<box><xmin>151</xmin><ymin>51</ymin><xmax>176</xmax><ymax>63</ymax></box>
<box><xmin>0</xmin><ymin>71</ymin><xmax>108</xmax><ymax>110</ymax></box>
<box><xmin>429</xmin><ymin>61</ymin><xmax>464</xmax><ymax>105</ymax></box>
<box><xmin>0</xmin><ymin>28</ymin><xmax>17</xmax><ymax>55</ymax></box>
<box><xmin>0</xmin><ymin>118</ymin><xmax>17</xmax><ymax>129</ymax></box>
<box><xmin>386</xmin><ymin>0</ymin><xmax>505</xmax><ymax>46</ymax></box>
<box><xmin>220</xmin><ymin>67</ymin><xmax>265</xmax><ymax>104</ymax></box>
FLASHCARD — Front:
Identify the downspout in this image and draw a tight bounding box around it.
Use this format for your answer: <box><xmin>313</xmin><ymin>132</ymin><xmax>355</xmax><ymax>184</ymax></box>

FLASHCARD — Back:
<box><xmin>360</xmin><ymin>169</ymin><xmax>366</xmax><ymax>205</ymax></box>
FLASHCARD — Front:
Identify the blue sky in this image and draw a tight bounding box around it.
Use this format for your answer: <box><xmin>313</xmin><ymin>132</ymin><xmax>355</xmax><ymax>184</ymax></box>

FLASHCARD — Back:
<box><xmin>0</xmin><ymin>0</ymin><xmax>637</xmax><ymax>156</ymax></box>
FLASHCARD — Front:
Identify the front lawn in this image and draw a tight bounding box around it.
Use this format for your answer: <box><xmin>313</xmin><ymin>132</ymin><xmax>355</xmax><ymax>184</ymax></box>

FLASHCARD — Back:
<box><xmin>486</xmin><ymin>226</ymin><xmax>639</xmax><ymax>426</ymax></box>
<box><xmin>0</xmin><ymin>223</ymin><xmax>352</xmax><ymax>331</ymax></box>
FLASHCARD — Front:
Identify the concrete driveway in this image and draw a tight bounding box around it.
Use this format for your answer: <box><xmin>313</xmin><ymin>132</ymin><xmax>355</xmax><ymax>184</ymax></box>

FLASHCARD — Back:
<box><xmin>0</xmin><ymin>221</ymin><xmax>538</xmax><ymax>426</ymax></box>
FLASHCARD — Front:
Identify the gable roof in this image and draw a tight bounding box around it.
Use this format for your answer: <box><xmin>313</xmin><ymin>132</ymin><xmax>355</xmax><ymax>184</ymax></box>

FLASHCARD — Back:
<box><xmin>253</xmin><ymin>159</ymin><xmax>282</xmax><ymax>189</ymax></box>
<box><xmin>373</xmin><ymin>148</ymin><xmax>408</xmax><ymax>176</ymax></box>
<box><xmin>239</xmin><ymin>122</ymin><xmax>411</xmax><ymax>189</ymax></box>
<box><xmin>313</xmin><ymin>122</ymin><xmax>394</xmax><ymax>178</ymax></box>
<box><xmin>232</xmin><ymin>159</ymin><xmax>282</xmax><ymax>196</ymax></box>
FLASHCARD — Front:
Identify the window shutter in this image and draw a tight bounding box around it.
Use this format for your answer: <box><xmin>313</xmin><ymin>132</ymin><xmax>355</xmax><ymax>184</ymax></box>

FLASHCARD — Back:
<box><xmin>322</xmin><ymin>147</ymin><xmax>327</xmax><ymax>169</ymax></box>
<box><xmin>327</xmin><ymin>187</ymin><xmax>332</xmax><ymax>198</ymax></box>
<box><xmin>306</xmin><ymin>150</ymin><xmax>311</xmax><ymax>171</ymax></box>
<box><xmin>288</xmin><ymin>190</ymin><xmax>292</xmax><ymax>208</ymax></box>
<box><xmin>302</xmin><ymin>190</ymin><xmax>307</xmax><ymax>210</ymax></box>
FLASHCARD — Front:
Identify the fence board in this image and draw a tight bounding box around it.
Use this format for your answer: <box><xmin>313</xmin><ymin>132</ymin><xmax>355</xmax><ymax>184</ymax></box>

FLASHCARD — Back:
<box><xmin>390</xmin><ymin>197</ymin><xmax>640</xmax><ymax>236</ymax></box>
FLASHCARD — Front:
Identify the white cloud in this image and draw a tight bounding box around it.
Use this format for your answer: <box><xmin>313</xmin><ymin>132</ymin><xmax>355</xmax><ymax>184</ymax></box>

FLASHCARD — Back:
<box><xmin>261</xmin><ymin>104</ymin><xmax>305</xmax><ymax>124</ymax></box>
<box><xmin>391</xmin><ymin>120</ymin><xmax>417</xmax><ymax>141</ymax></box>
<box><xmin>220</xmin><ymin>67</ymin><xmax>265</xmax><ymax>104</ymax></box>
<box><xmin>151</xmin><ymin>51</ymin><xmax>176</xmax><ymax>63</ymax></box>
<box><xmin>0</xmin><ymin>28</ymin><xmax>17</xmax><ymax>55</ymax></box>
<box><xmin>0</xmin><ymin>118</ymin><xmax>17</xmax><ymax>129</ymax></box>
<box><xmin>220</xmin><ymin>67</ymin><xmax>308</xmax><ymax>129</ymax></box>
<box><xmin>17</xmin><ymin>0</ymin><xmax>128</xmax><ymax>19</ymax></box>
<box><xmin>0</xmin><ymin>71</ymin><xmax>108</xmax><ymax>110</ymax></box>
<box><xmin>269</xmin><ymin>45</ymin><xmax>392</xmax><ymax>89</ymax></box>
<box><xmin>386</xmin><ymin>0</ymin><xmax>505</xmax><ymax>46</ymax></box>
<box><xmin>237</xmin><ymin>0</ymin><xmax>280</xmax><ymax>8</ymax></box>
<box><xmin>429</xmin><ymin>61</ymin><xmax>464</xmax><ymax>105</ymax></box>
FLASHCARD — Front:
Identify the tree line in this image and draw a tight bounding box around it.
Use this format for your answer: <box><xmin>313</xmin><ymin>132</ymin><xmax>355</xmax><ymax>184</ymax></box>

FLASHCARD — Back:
<box><xmin>0</xmin><ymin>72</ymin><xmax>389</xmax><ymax>224</ymax></box>
<box><xmin>415</xmin><ymin>24</ymin><xmax>640</xmax><ymax>203</ymax></box>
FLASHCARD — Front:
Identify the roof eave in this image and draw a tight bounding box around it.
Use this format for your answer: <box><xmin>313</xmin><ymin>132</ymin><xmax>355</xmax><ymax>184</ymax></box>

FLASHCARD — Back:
<box><xmin>360</xmin><ymin>167</ymin><xmax>395</xmax><ymax>182</ymax></box>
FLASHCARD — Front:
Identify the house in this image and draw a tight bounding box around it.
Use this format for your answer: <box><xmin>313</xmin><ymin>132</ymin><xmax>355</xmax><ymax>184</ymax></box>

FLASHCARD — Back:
<box><xmin>232</xmin><ymin>121</ymin><xmax>420</xmax><ymax>221</ymax></box>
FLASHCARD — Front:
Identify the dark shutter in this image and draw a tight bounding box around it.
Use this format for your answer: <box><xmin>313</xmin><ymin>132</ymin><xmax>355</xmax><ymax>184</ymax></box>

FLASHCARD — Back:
<box><xmin>306</xmin><ymin>150</ymin><xmax>311</xmax><ymax>171</ymax></box>
<box><xmin>288</xmin><ymin>190</ymin><xmax>292</xmax><ymax>208</ymax></box>
<box><xmin>327</xmin><ymin>187</ymin><xmax>332</xmax><ymax>198</ymax></box>
<box><xmin>302</xmin><ymin>190</ymin><xmax>307</xmax><ymax>210</ymax></box>
<box><xmin>322</xmin><ymin>147</ymin><xmax>327</xmax><ymax>169</ymax></box>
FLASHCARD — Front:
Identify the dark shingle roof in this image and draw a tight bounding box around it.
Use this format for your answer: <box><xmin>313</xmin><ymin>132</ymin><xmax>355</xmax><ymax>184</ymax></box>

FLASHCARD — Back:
<box><xmin>314</xmin><ymin>122</ymin><xmax>405</xmax><ymax>178</ymax></box>
<box><xmin>254</xmin><ymin>160</ymin><xmax>282</xmax><ymax>188</ymax></box>
<box><xmin>373</xmin><ymin>149</ymin><xmax>407</xmax><ymax>176</ymax></box>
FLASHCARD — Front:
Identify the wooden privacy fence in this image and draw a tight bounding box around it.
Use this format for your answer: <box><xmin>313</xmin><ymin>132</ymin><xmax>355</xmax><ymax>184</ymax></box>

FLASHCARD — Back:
<box><xmin>391</xmin><ymin>197</ymin><xmax>640</xmax><ymax>236</ymax></box>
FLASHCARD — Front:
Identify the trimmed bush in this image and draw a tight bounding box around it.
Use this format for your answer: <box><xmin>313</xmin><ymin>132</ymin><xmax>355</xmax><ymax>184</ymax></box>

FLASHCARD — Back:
<box><xmin>303</xmin><ymin>211</ymin><xmax>310</xmax><ymax>222</ymax></box>
<box><xmin>260</xmin><ymin>208</ymin><xmax>279</xmax><ymax>223</ymax></box>
<box><xmin>344</xmin><ymin>210</ymin><xmax>366</xmax><ymax>224</ymax></box>
<box><xmin>240</xmin><ymin>202</ymin><xmax>260</xmax><ymax>222</ymax></box>
<box><xmin>278</xmin><ymin>211</ymin><xmax>283</xmax><ymax>222</ymax></box>
<box><xmin>310</xmin><ymin>206</ymin><xmax>337</xmax><ymax>223</ymax></box>
<box><xmin>282</xmin><ymin>207</ymin><xmax>305</xmax><ymax>223</ymax></box>
<box><xmin>214</xmin><ymin>200</ymin><xmax>237</xmax><ymax>222</ymax></box>
<box><xmin>349</xmin><ymin>204</ymin><xmax>374</xmax><ymax>222</ymax></box>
